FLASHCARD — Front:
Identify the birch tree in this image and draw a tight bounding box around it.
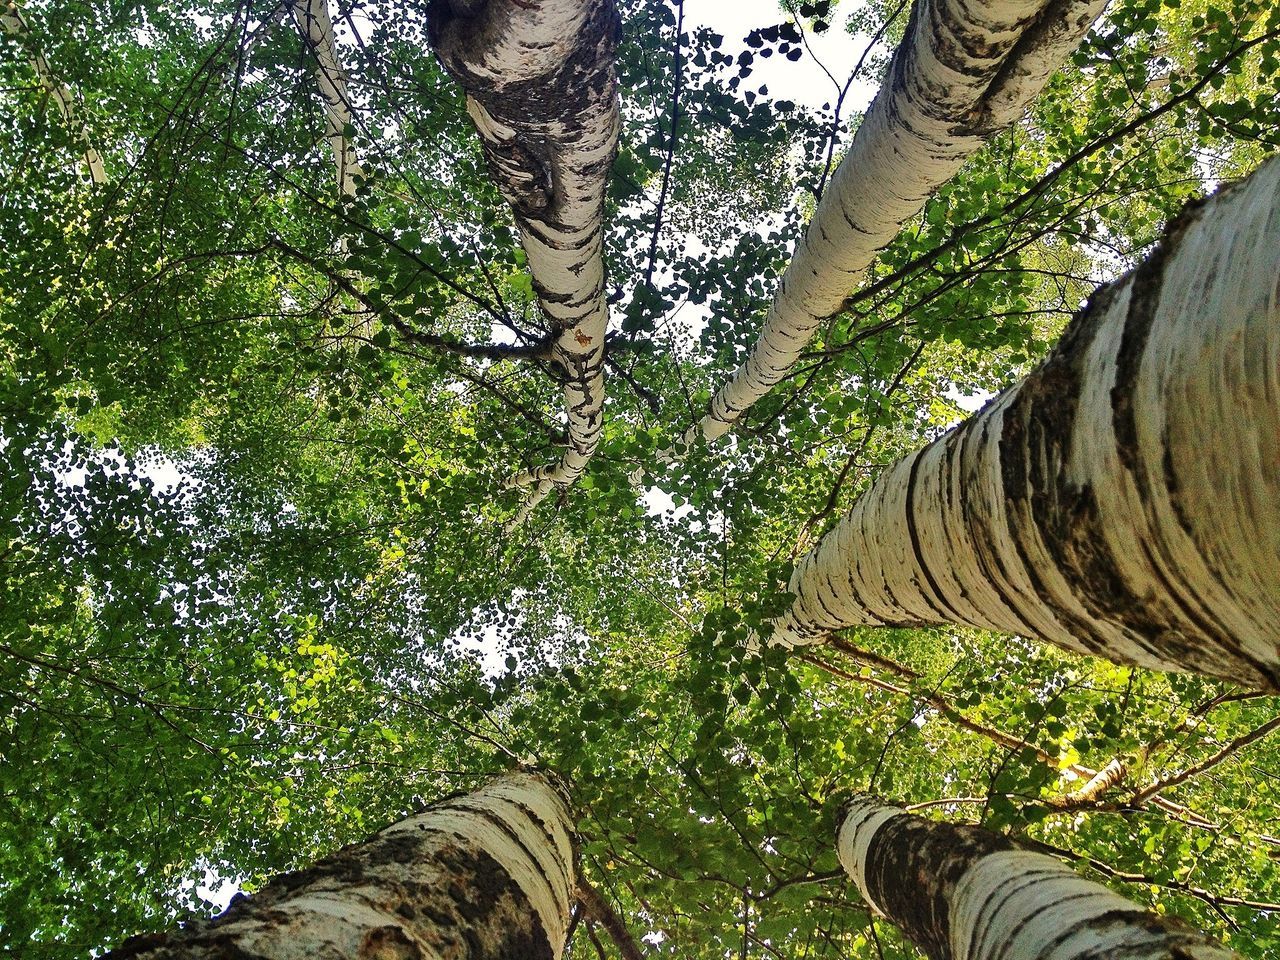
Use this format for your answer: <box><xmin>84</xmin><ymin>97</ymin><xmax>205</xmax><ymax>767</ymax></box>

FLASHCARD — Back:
<box><xmin>684</xmin><ymin>0</ymin><xmax>1108</xmax><ymax>446</ymax></box>
<box><xmin>4</xmin><ymin>0</ymin><xmax>1280</xmax><ymax>956</ymax></box>
<box><xmin>839</xmin><ymin>797</ymin><xmax>1236</xmax><ymax>960</ymax></box>
<box><xmin>770</xmin><ymin>155</ymin><xmax>1280</xmax><ymax>691</ymax></box>
<box><xmin>1</xmin><ymin>0</ymin><xmax>104</xmax><ymax>182</ymax></box>
<box><xmin>429</xmin><ymin>0</ymin><xmax>621</xmax><ymax>524</ymax></box>
<box><xmin>291</xmin><ymin>0</ymin><xmax>362</xmax><ymax>199</ymax></box>
<box><xmin>105</xmin><ymin>771</ymin><xmax>576</xmax><ymax>960</ymax></box>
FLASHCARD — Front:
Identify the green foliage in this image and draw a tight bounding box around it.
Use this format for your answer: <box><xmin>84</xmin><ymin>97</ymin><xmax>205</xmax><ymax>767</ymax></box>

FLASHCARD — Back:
<box><xmin>2</xmin><ymin>0</ymin><xmax>1278</xmax><ymax>957</ymax></box>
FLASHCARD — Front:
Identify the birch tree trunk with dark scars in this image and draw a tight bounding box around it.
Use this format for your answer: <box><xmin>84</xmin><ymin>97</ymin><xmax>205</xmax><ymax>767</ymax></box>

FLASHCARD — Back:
<box><xmin>106</xmin><ymin>771</ymin><xmax>577</xmax><ymax>959</ymax></box>
<box><xmin>688</xmin><ymin>0</ymin><xmax>1108</xmax><ymax>444</ymax></box>
<box><xmin>770</xmin><ymin>156</ymin><xmax>1280</xmax><ymax>691</ymax></box>
<box><xmin>429</xmin><ymin>0</ymin><xmax>621</xmax><ymax>525</ymax></box>
<box><xmin>839</xmin><ymin>798</ymin><xmax>1237</xmax><ymax>960</ymax></box>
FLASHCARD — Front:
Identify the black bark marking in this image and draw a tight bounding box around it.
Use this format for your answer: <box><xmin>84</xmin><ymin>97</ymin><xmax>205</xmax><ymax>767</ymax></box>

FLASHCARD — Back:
<box><xmin>862</xmin><ymin>811</ymin><xmax>1015</xmax><ymax>960</ymax></box>
<box><xmin>905</xmin><ymin>445</ymin><xmax>964</xmax><ymax>622</ymax></box>
<box><xmin>430</xmin><ymin>0</ymin><xmax>621</xmax><ymax>224</ymax></box>
<box><xmin>1160</xmin><ymin>426</ymin><xmax>1196</xmax><ymax>539</ymax></box>
<box><xmin>446</xmin><ymin>798</ymin><xmax>561</xmax><ymax>898</ymax></box>
<box><xmin>1033</xmin><ymin>907</ymin><xmax>1227</xmax><ymax>959</ymax></box>
<box><xmin>1105</xmin><ymin>199</ymin><xmax>1272</xmax><ymax>684</ymax></box>
<box><xmin>971</xmin><ymin>885</ymin><xmax>1099</xmax><ymax>960</ymax></box>
<box><xmin>955</xmin><ymin>415</ymin><xmax>1038</xmax><ymax>636</ymax></box>
<box><xmin>105</xmin><ymin>782</ymin><xmax>567</xmax><ymax>960</ymax></box>
<box><xmin>997</xmin><ymin>278</ymin><xmax>1183</xmax><ymax>659</ymax></box>
<box><xmin>960</xmin><ymin>0</ymin><xmax>1099</xmax><ymax>136</ymax></box>
<box><xmin>360</xmin><ymin>925</ymin><xmax>423</xmax><ymax>959</ymax></box>
<box><xmin>854</xmin><ymin>809</ymin><xmax>1234</xmax><ymax>960</ymax></box>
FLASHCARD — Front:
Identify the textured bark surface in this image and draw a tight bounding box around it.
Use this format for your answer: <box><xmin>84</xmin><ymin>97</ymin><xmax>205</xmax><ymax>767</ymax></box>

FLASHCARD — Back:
<box><xmin>430</xmin><ymin>0</ymin><xmax>621</xmax><ymax>521</ymax></box>
<box><xmin>2</xmin><ymin>2</ymin><xmax>106</xmax><ymax>183</ymax></box>
<box><xmin>106</xmin><ymin>771</ymin><xmax>577</xmax><ymax>960</ymax></box>
<box><xmin>292</xmin><ymin>0</ymin><xmax>362</xmax><ymax>197</ymax></box>
<box><xmin>771</xmin><ymin>157</ymin><xmax>1280</xmax><ymax>690</ymax></box>
<box><xmin>689</xmin><ymin>0</ymin><xmax>1107</xmax><ymax>443</ymax></box>
<box><xmin>839</xmin><ymin>798</ymin><xmax>1239</xmax><ymax>960</ymax></box>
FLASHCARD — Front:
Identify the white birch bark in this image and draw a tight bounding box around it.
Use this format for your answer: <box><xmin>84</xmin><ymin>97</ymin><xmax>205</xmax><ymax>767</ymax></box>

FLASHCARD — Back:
<box><xmin>839</xmin><ymin>797</ymin><xmax>1237</xmax><ymax>960</ymax></box>
<box><xmin>686</xmin><ymin>0</ymin><xmax>1107</xmax><ymax>445</ymax></box>
<box><xmin>430</xmin><ymin>0</ymin><xmax>621</xmax><ymax>520</ymax></box>
<box><xmin>106</xmin><ymin>771</ymin><xmax>576</xmax><ymax>960</ymax></box>
<box><xmin>291</xmin><ymin>0</ymin><xmax>362</xmax><ymax>198</ymax></box>
<box><xmin>770</xmin><ymin>157</ymin><xmax>1280</xmax><ymax>691</ymax></box>
<box><xmin>2</xmin><ymin>1</ymin><xmax>106</xmax><ymax>183</ymax></box>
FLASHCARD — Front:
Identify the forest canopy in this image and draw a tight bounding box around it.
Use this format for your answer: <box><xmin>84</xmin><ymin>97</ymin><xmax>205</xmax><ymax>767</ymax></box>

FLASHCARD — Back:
<box><xmin>1</xmin><ymin>0</ymin><xmax>1278</xmax><ymax>956</ymax></box>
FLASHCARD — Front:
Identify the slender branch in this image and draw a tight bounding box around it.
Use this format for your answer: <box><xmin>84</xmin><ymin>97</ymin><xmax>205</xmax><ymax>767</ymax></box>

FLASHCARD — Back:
<box><xmin>1023</xmin><ymin>836</ymin><xmax>1280</xmax><ymax>913</ymax></box>
<box><xmin>268</xmin><ymin>237</ymin><xmax>553</xmax><ymax>361</ymax></box>
<box><xmin>577</xmin><ymin>880</ymin><xmax>646</xmax><ymax>960</ymax></box>
<box><xmin>826</xmin><ymin>636</ymin><xmax>921</xmax><ymax>681</ymax></box>
<box><xmin>641</xmin><ymin>0</ymin><xmax>684</xmax><ymax>293</ymax></box>
<box><xmin>813</xmin><ymin>638</ymin><xmax>1280</xmax><ymax>845</ymax></box>
<box><xmin>1129</xmin><ymin>714</ymin><xmax>1280</xmax><ymax>807</ymax></box>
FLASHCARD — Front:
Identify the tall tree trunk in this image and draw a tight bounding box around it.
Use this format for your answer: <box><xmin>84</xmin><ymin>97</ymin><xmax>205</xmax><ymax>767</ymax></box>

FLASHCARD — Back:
<box><xmin>770</xmin><ymin>157</ymin><xmax>1280</xmax><ymax>691</ymax></box>
<box><xmin>290</xmin><ymin>0</ymin><xmax>368</xmax><ymax>339</ymax></box>
<box><xmin>292</xmin><ymin>0</ymin><xmax>362</xmax><ymax>198</ymax></box>
<box><xmin>687</xmin><ymin>0</ymin><xmax>1106</xmax><ymax>444</ymax></box>
<box><xmin>430</xmin><ymin>0</ymin><xmax>621</xmax><ymax>524</ymax></box>
<box><xmin>107</xmin><ymin>771</ymin><xmax>576</xmax><ymax>960</ymax></box>
<box><xmin>2</xmin><ymin>1</ymin><xmax>106</xmax><ymax>183</ymax></box>
<box><xmin>839</xmin><ymin>797</ymin><xmax>1236</xmax><ymax>960</ymax></box>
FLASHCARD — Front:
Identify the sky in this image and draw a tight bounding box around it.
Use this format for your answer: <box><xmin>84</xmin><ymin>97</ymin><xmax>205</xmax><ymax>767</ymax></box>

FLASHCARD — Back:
<box><xmin>687</xmin><ymin>0</ymin><xmax>880</xmax><ymax>112</ymax></box>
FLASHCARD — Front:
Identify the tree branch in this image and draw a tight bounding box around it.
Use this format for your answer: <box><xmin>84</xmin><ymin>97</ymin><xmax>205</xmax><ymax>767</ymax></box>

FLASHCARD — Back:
<box><xmin>577</xmin><ymin>879</ymin><xmax>646</xmax><ymax>960</ymax></box>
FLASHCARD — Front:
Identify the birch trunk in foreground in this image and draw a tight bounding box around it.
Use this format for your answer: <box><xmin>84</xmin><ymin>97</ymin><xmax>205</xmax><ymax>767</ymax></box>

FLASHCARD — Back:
<box><xmin>292</xmin><ymin>0</ymin><xmax>362</xmax><ymax>198</ymax></box>
<box><xmin>688</xmin><ymin>0</ymin><xmax>1106</xmax><ymax>444</ymax></box>
<box><xmin>2</xmin><ymin>2</ymin><xmax>106</xmax><ymax>183</ymax></box>
<box><xmin>771</xmin><ymin>157</ymin><xmax>1280</xmax><ymax>691</ymax></box>
<box><xmin>107</xmin><ymin>771</ymin><xmax>576</xmax><ymax>959</ymax></box>
<box><xmin>430</xmin><ymin>0</ymin><xmax>620</xmax><ymax>524</ymax></box>
<box><xmin>839</xmin><ymin>798</ymin><xmax>1236</xmax><ymax>960</ymax></box>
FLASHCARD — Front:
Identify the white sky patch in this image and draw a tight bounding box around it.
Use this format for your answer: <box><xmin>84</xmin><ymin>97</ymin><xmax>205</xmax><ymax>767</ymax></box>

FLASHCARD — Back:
<box><xmin>946</xmin><ymin>386</ymin><xmax>994</xmax><ymax>414</ymax></box>
<box><xmin>196</xmin><ymin>871</ymin><xmax>241</xmax><ymax>912</ymax></box>
<box><xmin>686</xmin><ymin>0</ymin><xmax>880</xmax><ymax>113</ymax></box>
<box><xmin>456</xmin><ymin>619</ymin><xmax>516</xmax><ymax>678</ymax></box>
<box><xmin>175</xmin><ymin>862</ymin><xmax>243</xmax><ymax>914</ymax></box>
<box><xmin>137</xmin><ymin>451</ymin><xmax>188</xmax><ymax>493</ymax></box>
<box><xmin>52</xmin><ymin>445</ymin><xmax>204</xmax><ymax>514</ymax></box>
<box><xmin>448</xmin><ymin>590</ymin><xmax>589</xmax><ymax>679</ymax></box>
<box><xmin>642</xmin><ymin>484</ymin><xmax>695</xmax><ymax>521</ymax></box>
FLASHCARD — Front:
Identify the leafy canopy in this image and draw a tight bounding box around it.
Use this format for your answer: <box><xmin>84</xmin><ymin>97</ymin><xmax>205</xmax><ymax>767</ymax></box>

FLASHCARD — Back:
<box><xmin>2</xmin><ymin>0</ymin><xmax>1279</xmax><ymax>956</ymax></box>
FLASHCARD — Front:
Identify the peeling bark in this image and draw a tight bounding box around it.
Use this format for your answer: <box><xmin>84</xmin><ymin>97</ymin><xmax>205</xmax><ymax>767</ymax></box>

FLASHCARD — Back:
<box><xmin>1052</xmin><ymin>756</ymin><xmax>1127</xmax><ymax>807</ymax></box>
<box><xmin>839</xmin><ymin>797</ymin><xmax>1237</xmax><ymax>960</ymax></box>
<box><xmin>2</xmin><ymin>1</ymin><xmax>106</xmax><ymax>183</ymax></box>
<box><xmin>429</xmin><ymin>0</ymin><xmax>621</xmax><ymax>520</ymax></box>
<box><xmin>292</xmin><ymin>0</ymin><xmax>363</xmax><ymax>198</ymax></box>
<box><xmin>771</xmin><ymin>158</ymin><xmax>1280</xmax><ymax>691</ymax></box>
<box><xmin>689</xmin><ymin>0</ymin><xmax>1106</xmax><ymax>444</ymax></box>
<box><xmin>106</xmin><ymin>771</ymin><xmax>577</xmax><ymax>960</ymax></box>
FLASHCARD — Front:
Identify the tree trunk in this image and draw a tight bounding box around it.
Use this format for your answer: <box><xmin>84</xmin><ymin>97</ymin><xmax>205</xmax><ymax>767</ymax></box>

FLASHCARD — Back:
<box><xmin>770</xmin><ymin>157</ymin><xmax>1280</xmax><ymax>691</ymax></box>
<box><xmin>429</xmin><ymin>0</ymin><xmax>621</xmax><ymax>522</ymax></box>
<box><xmin>2</xmin><ymin>2</ymin><xmax>106</xmax><ymax>183</ymax></box>
<box><xmin>292</xmin><ymin>0</ymin><xmax>362</xmax><ymax>198</ymax></box>
<box><xmin>839</xmin><ymin>797</ymin><xmax>1236</xmax><ymax>960</ymax></box>
<box><xmin>689</xmin><ymin>0</ymin><xmax>1106</xmax><ymax>444</ymax></box>
<box><xmin>106</xmin><ymin>771</ymin><xmax>577</xmax><ymax>960</ymax></box>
